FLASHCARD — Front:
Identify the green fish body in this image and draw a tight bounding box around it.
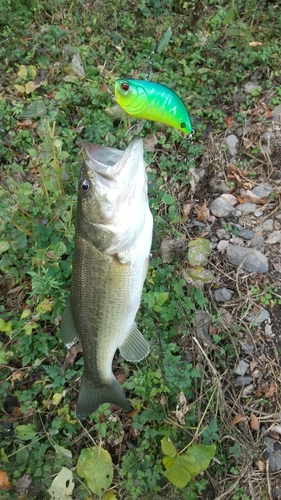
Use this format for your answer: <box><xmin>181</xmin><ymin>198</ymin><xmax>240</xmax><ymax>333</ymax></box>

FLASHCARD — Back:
<box><xmin>60</xmin><ymin>138</ymin><xmax>153</xmax><ymax>419</ymax></box>
<box><xmin>115</xmin><ymin>78</ymin><xmax>192</xmax><ymax>134</ymax></box>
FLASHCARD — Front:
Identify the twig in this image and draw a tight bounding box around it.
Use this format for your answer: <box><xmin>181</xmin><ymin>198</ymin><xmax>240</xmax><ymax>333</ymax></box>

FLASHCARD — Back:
<box><xmin>213</xmin><ymin>466</ymin><xmax>248</xmax><ymax>500</ymax></box>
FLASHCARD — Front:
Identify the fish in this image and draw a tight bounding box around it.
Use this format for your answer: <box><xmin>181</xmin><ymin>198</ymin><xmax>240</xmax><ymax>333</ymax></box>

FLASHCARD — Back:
<box><xmin>115</xmin><ymin>78</ymin><xmax>193</xmax><ymax>134</ymax></box>
<box><xmin>60</xmin><ymin>137</ymin><xmax>153</xmax><ymax>419</ymax></box>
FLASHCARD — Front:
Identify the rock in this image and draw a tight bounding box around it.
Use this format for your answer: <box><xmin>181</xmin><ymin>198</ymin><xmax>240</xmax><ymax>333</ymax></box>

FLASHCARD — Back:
<box><xmin>254</xmin><ymin>209</ymin><xmax>263</xmax><ymax>217</ymax></box>
<box><xmin>252</xmin><ymin>183</ymin><xmax>273</xmax><ymax>198</ymax></box>
<box><xmin>238</xmin><ymin>229</ymin><xmax>254</xmax><ymax>240</ymax></box>
<box><xmin>246</xmin><ymin>307</ymin><xmax>270</xmax><ymax>324</ymax></box>
<box><xmin>276</xmin><ymin>213</ymin><xmax>281</xmax><ymax>220</ymax></box>
<box><xmin>236</xmin><ymin>202</ymin><xmax>257</xmax><ymax>214</ymax></box>
<box><xmin>260</xmin><ymin>132</ymin><xmax>276</xmax><ymax>143</ymax></box>
<box><xmin>209</xmin><ymin>178</ymin><xmax>230</xmax><ymax>194</ymax></box>
<box><xmin>214</xmin><ymin>287</ymin><xmax>233</xmax><ymax>303</ymax></box>
<box><xmin>221</xmin><ymin>193</ymin><xmax>237</xmax><ymax>206</ymax></box>
<box><xmin>272</xmin><ymin>103</ymin><xmax>281</xmax><ymax>123</ymax></box>
<box><xmin>266</xmin><ymin>230</ymin><xmax>281</xmax><ymax>244</ymax></box>
<box><xmin>210</xmin><ymin>197</ymin><xmax>236</xmax><ymax>218</ymax></box>
<box><xmin>234</xmin><ymin>360</ymin><xmax>250</xmax><ymax>376</ymax></box>
<box><xmin>226</xmin><ymin>244</ymin><xmax>269</xmax><ymax>273</ymax></box>
<box><xmin>250</xmin><ymin>236</ymin><xmax>265</xmax><ymax>250</ymax></box>
<box><xmin>263</xmin><ymin>436</ymin><xmax>281</xmax><ymax>472</ymax></box>
<box><xmin>216</xmin><ymin>229</ymin><xmax>230</xmax><ymax>240</ymax></box>
<box><xmin>262</xmin><ymin>219</ymin><xmax>274</xmax><ymax>231</ymax></box>
<box><xmin>265</xmin><ymin>323</ymin><xmax>273</xmax><ymax>336</ymax></box>
<box><xmin>194</xmin><ymin>311</ymin><xmax>210</xmax><ymax>341</ymax></box>
<box><xmin>230</xmin><ymin>237</ymin><xmax>245</xmax><ymax>246</ymax></box>
<box><xmin>244</xmin><ymin>82</ymin><xmax>260</xmax><ymax>94</ymax></box>
<box><xmin>240</xmin><ymin>343</ymin><xmax>255</xmax><ymax>354</ymax></box>
<box><xmin>225</xmin><ymin>134</ymin><xmax>239</xmax><ymax>156</ymax></box>
<box><xmin>234</xmin><ymin>376</ymin><xmax>253</xmax><ymax>386</ymax></box>
<box><xmin>197</xmin><ymin>168</ymin><xmax>205</xmax><ymax>180</ymax></box>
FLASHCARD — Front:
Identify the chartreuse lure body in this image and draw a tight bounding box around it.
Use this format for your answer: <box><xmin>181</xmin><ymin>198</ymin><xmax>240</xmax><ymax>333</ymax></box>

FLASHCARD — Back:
<box><xmin>115</xmin><ymin>78</ymin><xmax>193</xmax><ymax>134</ymax></box>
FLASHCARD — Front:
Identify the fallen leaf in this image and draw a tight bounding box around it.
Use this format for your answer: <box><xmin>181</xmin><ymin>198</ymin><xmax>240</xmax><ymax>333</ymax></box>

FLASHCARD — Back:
<box><xmin>237</xmin><ymin>195</ymin><xmax>245</xmax><ymax>204</ymax></box>
<box><xmin>220</xmin><ymin>193</ymin><xmax>237</xmax><ymax>206</ymax></box>
<box><xmin>14</xmin><ymin>84</ymin><xmax>25</xmax><ymax>96</ymax></box>
<box><xmin>17</xmin><ymin>120</ymin><xmax>38</xmax><ymax>130</ymax></box>
<box><xmin>143</xmin><ymin>133</ymin><xmax>158</xmax><ymax>152</ymax></box>
<box><xmin>25</xmin><ymin>80</ymin><xmax>46</xmax><ymax>94</ymax></box>
<box><xmin>101</xmin><ymin>82</ymin><xmax>109</xmax><ymax>93</ymax></box>
<box><xmin>249</xmin><ymin>41</ymin><xmax>263</xmax><ymax>47</ymax></box>
<box><xmin>243</xmin><ymin>137</ymin><xmax>253</xmax><ymax>149</ymax></box>
<box><xmin>225</xmin><ymin>116</ymin><xmax>233</xmax><ymax>127</ymax></box>
<box><xmin>183</xmin><ymin>203</ymin><xmax>192</xmax><ymax>218</ymax></box>
<box><xmin>272</xmin><ymin>261</ymin><xmax>281</xmax><ymax>273</ymax></box>
<box><xmin>0</xmin><ymin>470</ymin><xmax>12</xmax><ymax>490</ymax></box>
<box><xmin>256</xmin><ymin>460</ymin><xmax>265</xmax><ymax>472</ymax></box>
<box><xmin>188</xmin><ymin>167</ymin><xmax>200</xmax><ymax>194</ymax></box>
<box><xmin>240</xmin><ymin>189</ymin><xmax>267</xmax><ymax>205</ymax></box>
<box><xmin>161</xmin><ymin>237</ymin><xmax>185</xmax><ymax>263</ymax></box>
<box><xmin>175</xmin><ymin>391</ymin><xmax>189</xmax><ymax>424</ymax></box>
<box><xmin>196</xmin><ymin>202</ymin><xmax>210</xmax><ymax>221</ymax></box>
<box><xmin>63</xmin><ymin>342</ymin><xmax>82</xmax><ymax>368</ymax></box>
<box><xmin>250</xmin><ymin>413</ymin><xmax>260</xmax><ymax>431</ymax></box>
<box><xmin>257</xmin><ymin>380</ymin><xmax>277</xmax><ymax>398</ymax></box>
<box><xmin>264</xmin><ymin>381</ymin><xmax>277</xmax><ymax>398</ymax></box>
<box><xmin>17</xmin><ymin>64</ymin><xmax>28</xmax><ymax>79</ymax></box>
<box><xmin>229</xmin><ymin>414</ymin><xmax>248</xmax><ymax>428</ymax></box>
<box><xmin>12</xmin><ymin>406</ymin><xmax>21</xmax><ymax>418</ymax></box>
<box><xmin>15</xmin><ymin>474</ymin><xmax>31</xmax><ymax>492</ymax></box>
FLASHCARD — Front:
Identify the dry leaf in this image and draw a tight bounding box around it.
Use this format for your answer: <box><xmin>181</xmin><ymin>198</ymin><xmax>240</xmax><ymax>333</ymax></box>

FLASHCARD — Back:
<box><xmin>101</xmin><ymin>82</ymin><xmax>109</xmax><ymax>93</ymax></box>
<box><xmin>249</xmin><ymin>41</ymin><xmax>263</xmax><ymax>47</ymax></box>
<box><xmin>243</xmin><ymin>137</ymin><xmax>253</xmax><ymax>149</ymax></box>
<box><xmin>0</xmin><ymin>471</ymin><xmax>12</xmax><ymax>490</ymax></box>
<box><xmin>229</xmin><ymin>414</ymin><xmax>248</xmax><ymax>428</ymax></box>
<box><xmin>63</xmin><ymin>342</ymin><xmax>82</xmax><ymax>368</ymax></box>
<box><xmin>183</xmin><ymin>203</ymin><xmax>192</xmax><ymax>217</ymax></box>
<box><xmin>220</xmin><ymin>193</ymin><xmax>237</xmax><ymax>206</ymax></box>
<box><xmin>143</xmin><ymin>133</ymin><xmax>158</xmax><ymax>152</ymax></box>
<box><xmin>175</xmin><ymin>391</ymin><xmax>189</xmax><ymax>424</ymax></box>
<box><xmin>250</xmin><ymin>413</ymin><xmax>260</xmax><ymax>431</ymax></box>
<box><xmin>12</xmin><ymin>406</ymin><xmax>21</xmax><ymax>418</ymax></box>
<box><xmin>257</xmin><ymin>380</ymin><xmax>277</xmax><ymax>398</ymax></box>
<box><xmin>272</xmin><ymin>261</ymin><xmax>281</xmax><ymax>273</ymax></box>
<box><xmin>256</xmin><ymin>460</ymin><xmax>266</xmax><ymax>472</ymax></box>
<box><xmin>196</xmin><ymin>202</ymin><xmax>210</xmax><ymax>221</ymax></box>
<box><xmin>264</xmin><ymin>381</ymin><xmax>277</xmax><ymax>398</ymax></box>
<box><xmin>188</xmin><ymin>167</ymin><xmax>200</xmax><ymax>194</ymax></box>
<box><xmin>240</xmin><ymin>189</ymin><xmax>267</xmax><ymax>205</ymax></box>
<box><xmin>237</xmin><ymin>195</ymin><xmax>245</xmax><ymax>204</ymax></box>
<box><xmin>225</xmin><ymin>116</ymin><xmax>233</xmax><ymax>127</ymax></box>
<box><xmin>15</xmin><ymin>474</ymin><xmax>31</xmax><ymax>493</ymax></box>
<box><xmin>17</xmin><ymin>120</ymin><xmax>38</xmax><ymax>130</ymax></box>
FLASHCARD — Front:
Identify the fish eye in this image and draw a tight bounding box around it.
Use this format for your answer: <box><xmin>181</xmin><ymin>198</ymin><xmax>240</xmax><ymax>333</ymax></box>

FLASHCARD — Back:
<box><xmin>180</xmin><ymin>122</ymin><xmax>186</xmax><ymax>128</ymax></box>
<box><xmin>80</xmin><ymin>179</ymin><xmax>90</xmax><ymax>192</ymax></box>
<box><xmin>121</xmin><ymin>81</ymin><xmax>129</xmax><ymax>91</ymax></box>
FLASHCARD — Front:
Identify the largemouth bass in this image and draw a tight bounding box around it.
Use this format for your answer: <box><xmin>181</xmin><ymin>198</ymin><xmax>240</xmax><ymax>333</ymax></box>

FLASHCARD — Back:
<box><xmin>60</xmin><ymin>137</ymin><xmax>153</xmax><ymax>419</ymax></box>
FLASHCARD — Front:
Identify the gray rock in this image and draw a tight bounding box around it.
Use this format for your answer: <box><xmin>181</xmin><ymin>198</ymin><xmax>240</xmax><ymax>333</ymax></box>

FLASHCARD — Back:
<box><xmin>246</xmin><ymin>307</ymin><xmax>270</xmax><ymax>324</ymax></box>
<box><xmin>262</xmin><ymin>219</ymin><xmax>274</xmax><ymax>231</ymax></box>
<box><xmin>194</xmin><ymin>311</ymin><xmax>210</xmax><ymax>341</ymax></box>
<box><xmin>216</xmin><ymin>229</ymin><xmax>230</xmax><ymax>240</ymax></box>
<box><xmin>264</xmin><ymin>437</ymin><xmax>281</xmax><ymax>472</ymax></box>
<box><xmin>234</xmin><ymin>376</ymin><xmax>253</xmax><ymax>386</ymax></box>
<box><xmin>226</xmin><ymin>244</ymin><xmax>268</xmax><ymax>273</ymax></box>
<box><xmin>261</xmin><ymin>132</ymin><xmax>276</xmax><ymax>142</ymax></box>
<box><xmin>236</xmin><ymin>202</ymin><xmax>257</xmax><ymax>214</ymax></box>
<box><xmin>214</xmin><ymin>287</ymin><xmax>233</xmax><ymax>303</ymax></box>
<box><xmin>230</xmin><ymin>237</ymin><xmax>245</xmax><ymax>246</ymax></box>
<box><xmin>240</xmin><ymin>343</ymin><xmax>255</xmax><ymax>354</ymax></box>
<box><xmin>234</xmin><ymin>360</ymin><xmax>250</xmax><ymax>376</ymax></box>
<box><xmin>244</xmin><ymin>82</ymin><xmax>260</xmax><ymax>94</ymax></box>
<box><xmin>250</xmin><ymin>236</ymin><xmax>265</xmax><ymax>250</ymax></box>
<box><xmin>272</xmin><ymin>103</ymin><xmax>281</xmax><ymax>123</ymax></box>
<box><xmin>266</xmin><ymin>230</ymin><xmax>281</xmax><ymax>244</ymax></box>
<box><xmin>276</xmin><ymin>213</ymin><xmax>281</xmax><ymax>220</ymax></box>
<box><xmin>226</xmin><ymin>134</ymin><xmax>239</xmax><ymax>156</ymax></box>
<box><xmin>252</xmin><ymin>182</ymin><xmax>273</xmax><ymax>198</ymax></box>
<box><xmin>254</xmin><ymin>209</ymin><xmax>263</xmax><ymax>217</ymax></box>
<box><xmin>238</xmin><ymin>229</ymin><xmax>254</xmax><ymax>240</ymax></box>
<box><xmin>209</xmin><ymin>178</ymin><xmax>230</xmax><ymax>194</ymax></box>
<box><xmin>210</xmin><ymin>197</ymin><xmax>236</xmax><ymax>218</ymax></box>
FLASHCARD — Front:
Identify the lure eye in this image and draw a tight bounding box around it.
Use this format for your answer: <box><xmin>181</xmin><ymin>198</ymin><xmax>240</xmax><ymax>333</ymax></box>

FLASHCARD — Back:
<box><xmin>80</xmin><ymin>179</ymin><xmax>90</xmax><ymax>192</ymax></box>
<box><xmin>180</xmin><ymin>122</ymin><xmax>186</xmax><ymax>128</ymax></box>
<box><xmin>121</xmin><ymin>81</ymin><xmax>129</xmax><ymax>92</ymax></box>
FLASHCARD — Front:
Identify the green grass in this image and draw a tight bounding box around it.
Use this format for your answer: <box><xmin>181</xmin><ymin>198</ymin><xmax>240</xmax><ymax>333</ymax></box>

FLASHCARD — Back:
<box><xmin>1</xmin><ymin>0</ymin><xmax>281</xmax><ymax>498</ymax></box>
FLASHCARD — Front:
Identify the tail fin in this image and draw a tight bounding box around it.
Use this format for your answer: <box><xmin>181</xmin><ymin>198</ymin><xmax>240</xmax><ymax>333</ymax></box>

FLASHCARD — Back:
<box><xmin>76</xmin><ymin>374</ymin><xmax>131</xmax><ymax>419</ymax></box>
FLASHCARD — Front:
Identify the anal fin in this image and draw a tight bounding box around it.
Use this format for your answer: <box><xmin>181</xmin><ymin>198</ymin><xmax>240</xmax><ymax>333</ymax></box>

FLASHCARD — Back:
<box><xmin>60</xmin><ymin>296</ymin><xmax>79</xmax><ymax>349</ymax></box>
<box><xmin>119</xmin><ymin>323</ymin><xmax>149</xmax><ymax>362</ymax></box>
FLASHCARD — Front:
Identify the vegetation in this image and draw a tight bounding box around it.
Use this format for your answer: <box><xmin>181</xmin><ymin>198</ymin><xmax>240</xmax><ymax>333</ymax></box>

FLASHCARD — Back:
<box><xmin>1</xmin><ymin>0</ymin><xmax>280</xmax><ymax>498</ymax></box>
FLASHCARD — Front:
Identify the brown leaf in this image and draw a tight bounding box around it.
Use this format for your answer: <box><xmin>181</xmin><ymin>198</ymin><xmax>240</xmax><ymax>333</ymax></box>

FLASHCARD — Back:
<box><xmin>12</xmin><ymin>406</ymin><xmax>21</xmax><ymax>418</ymax></box>
<box><xmin>240</xmin><ymin>189</ymin><xmax>267</xmax><ymax>205</ymax></box>
<box><xmin>264</xmin><ymin>381</ymin><xmax>277</xmax><ymax>398</ymax></box>
<box><xmin>237</xmin><ymin>195</ymin><xmax>245</xmax><ymax>204</ymax></box>
<box><xmin>63</xmin><ymin>342</ymin><xmax>82</xmax><ymax>368</ymax></box>
<box><xmin>0</xmin><ymin>471</ymin><xmax>12</xmax><ymax>490</ymax></box>
<box><xmin>256</xmin><ymin>460</ymin><xmax>266</xmax><ymax>472</ymax></box>
<box><xmin>17</xmin><ymin>120</ymin><xmax>38</xmax><ymax>130</ymax></box>
<box><xmin>101</xmin><ymin>81</ymin><xmax>109</xmax><ymax>93</ymax></box>
<box><xmin>243</xmin><ymin>137</ymin><xmax>253</xmax><ymax>149</ymax></box>
<box><xmin>183</xmin><ymin>203</ymin><xmax>192</xmax><ymax>217</ymax></box>
<box><xmin>249</xmin><ymin>41</ymin><xmax>263</xmax><ymax>47</ymax></box>
<box><xmin>250</xmin><ymin>413</ymin><xmax>260</xmax><ymax>431</ymax></box>
<box><xmin>225</xmin><ymin>116</ymin><xmax>233</xmax><ymax>127</ymax></box>
<box><xmin>257</xmin><ymin>380</ymin><xmax>277</xmax><ymax>398</ymax></box>
<box><xmin>229</xmin><ymin>414</ymin><xmax>248</xmax><ymax>428</ymax></box>
<box><xmin>196</xmin><ymin>202</ymin><xmax>210</xmax><ymax>221</ymax></box>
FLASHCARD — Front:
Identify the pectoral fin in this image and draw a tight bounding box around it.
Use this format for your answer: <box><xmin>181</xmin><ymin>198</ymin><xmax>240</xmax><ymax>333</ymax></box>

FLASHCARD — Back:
<box><xmin>119</xmin><ymin>323</ymin><xmax>149</xmax><ymax>362</ymax></box>
<box><xmin>60</xmin><ymin>296</ymin><xmax>79</xmax><ymax>349</ymax></box>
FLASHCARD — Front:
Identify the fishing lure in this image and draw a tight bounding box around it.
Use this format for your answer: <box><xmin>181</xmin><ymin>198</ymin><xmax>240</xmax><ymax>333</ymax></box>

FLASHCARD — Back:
<box><xmin>115</xmin><ymin>78</ymin><xmax>193</xmax><ymax>135</ymax></box>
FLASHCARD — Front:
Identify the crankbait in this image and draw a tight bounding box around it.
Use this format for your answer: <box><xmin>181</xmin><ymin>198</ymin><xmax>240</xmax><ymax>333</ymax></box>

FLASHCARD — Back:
<box><xmin>115</xmin><ymin>79</ymin><xmax>193</xmax><ymax>135</ymax></box>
